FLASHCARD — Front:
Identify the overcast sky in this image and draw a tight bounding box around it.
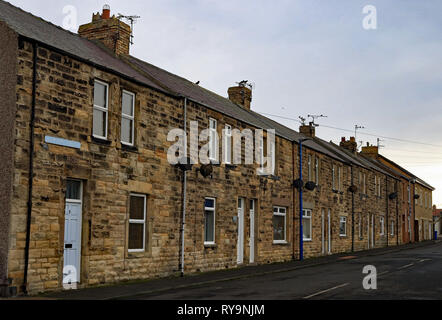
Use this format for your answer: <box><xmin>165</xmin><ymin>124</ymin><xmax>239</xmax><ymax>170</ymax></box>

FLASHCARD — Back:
<box><xmin>8</xmin><ymin>0</ymin><xmax>442</xmax><ymax>207</ymax></box>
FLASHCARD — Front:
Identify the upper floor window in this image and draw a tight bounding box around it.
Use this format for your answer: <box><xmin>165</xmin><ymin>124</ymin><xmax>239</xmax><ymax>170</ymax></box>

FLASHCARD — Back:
<box><xmin>209</xmin><ymin>118</ymin><xmax>218</xmax><ymax>161</ymax></box>
<box><xmin>315</xmin><ymin>157</ymin><xmax>319</xmax><ymax>184</ymax></box>
<box><xmin>308</xmin><ymin>154</ymin><xmax>312</xmax><ymax>181</ymax></box>
<box><xmin>332</xmin><ymin>165</ymin><xmax>336</xmax><ymax>190</ymax></box>
<box><xmin>121</xmin><ymin>90</ymin><xmax>135</xmax><ymax>146</ymax></box>
<box><xmin>224</xmin><ymin>124</ymin><xmax>232</xmax><ymax>164</ymax></box>
<box><xmin>93</xmin><ymin>80</ymin><xmax>109</xmax><ymax>139</ymax></box>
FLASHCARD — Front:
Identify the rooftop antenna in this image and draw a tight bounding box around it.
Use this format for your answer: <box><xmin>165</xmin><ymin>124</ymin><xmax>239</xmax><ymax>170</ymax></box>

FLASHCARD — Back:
<box><xmin>236</xmin><ymin>80</ymin><xmax>254</xmax><ymax>90</ymax></box>
<box><xmin>308</xmin><ymin>114</ymin><xmax>327</xmax><ymax>127</ymax></box>
<box><xmin>117</xmin><ymin>13</ymin><xmax>141</xmax><ymax>45</ymax></box>
<box><xmin>298</xmin><ymin>116</ymin><xmax>306</xmax><ymax>125</ymax></box>
<box><xmin>354</xmin><ymin>125</ymin><xmax>365</xmax><ymax>142</ymax></box>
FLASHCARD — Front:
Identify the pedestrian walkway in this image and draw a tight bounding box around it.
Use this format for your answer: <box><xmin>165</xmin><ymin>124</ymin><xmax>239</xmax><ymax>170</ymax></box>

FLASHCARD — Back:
<box><xmin>25</xmin><ymin>240</ymin><xmax>439</xmax><ymax>300</ymax></box>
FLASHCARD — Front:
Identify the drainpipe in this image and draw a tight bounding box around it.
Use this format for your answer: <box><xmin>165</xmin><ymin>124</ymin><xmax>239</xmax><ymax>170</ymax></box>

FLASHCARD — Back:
<box><xmin>22</xmin><ymin>41</ymin><xmax>38</xmax><ymax>295</ymax></box>
<box><xmin>351</xmin><ymin>166</ymin><xmax>354</xmax><ymax>252</ymax></box>
<box><xmin>292</xmin><ymin>141</ymin><xmax>296</xmax><ymax>260</ymax></box>
<box><xmin>180</xmin><ymin>97</ymin><xmax>188</xmax><ymax>277</ymax></box>
<box><xmin>385</xmin><ymin>176</ymin><xmax>388</xmax><ymax>247</ymax></box>
<box><xmin>299</xmin><ymin>139</ymin><xmax>304</xmax><ymax>261</ymax></box>
<box><xmin>396</xmin><ymin>180</ymin><xmax>399</xmax><ymax>245</ymax></box>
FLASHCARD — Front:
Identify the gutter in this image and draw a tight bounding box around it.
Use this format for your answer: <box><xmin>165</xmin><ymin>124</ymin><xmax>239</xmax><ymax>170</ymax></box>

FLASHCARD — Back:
<box><xmin>22</xmin><ymin>41</ymin><xmax>38</xmax><ymax>295</ymax></box>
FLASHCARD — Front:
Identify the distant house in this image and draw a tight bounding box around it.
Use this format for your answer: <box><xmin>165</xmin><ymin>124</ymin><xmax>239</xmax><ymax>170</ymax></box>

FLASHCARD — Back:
<box><xmin>434</xmin><ymin>206</ymin><xmax>442</xmax><ymax>238</ymax></box>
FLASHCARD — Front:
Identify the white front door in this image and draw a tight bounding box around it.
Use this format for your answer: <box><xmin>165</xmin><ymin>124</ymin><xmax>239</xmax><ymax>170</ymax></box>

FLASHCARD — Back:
<box><xmin>249</xmin><ymin>200</ymin><xmax>255</xmax><ymax>264</ymax></box>
<box><xmin>63</xmin><ymin>180</ymin><xmax>83</xmax><ymax>286</ymax></box>
<box><xmin>327</xmin><ymin>209</ymin><xmax>331</xmax><ymax>254</ymax></box>
<box><xmin>237</xmin><ymin>198</ymin><xmax>244</xmax><ymax>264</ymax></box>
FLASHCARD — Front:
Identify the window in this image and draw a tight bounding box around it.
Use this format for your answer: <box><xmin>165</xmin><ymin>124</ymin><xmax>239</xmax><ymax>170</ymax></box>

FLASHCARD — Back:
<box><xmin>128</xmin><ymin>194</ymin><xmax>146</xmax><ymax>252</ymax></box>
<box><xmin>93</xmin><ymin>80</ymin><xmax>109</xmax><ymax>139</ymax></box>
<box><xmin>374</xmin><ymin>176</ymin><xmax>377</xmax><ymax>196</ymax></box>
<box><xmin>332</xmin><ymin>165</ymin><xmax>336</xmax><ymax>190</ymax></box>
<box><xmin>363</xmin><ymin>173</ymin><xmax>366</xmax><ymax>194</ymax></box>
<box><xmin>339</xmin><ymin>217</ymin><xmax>347</xmax><ymax>236</ymax></box>
<box><xmin>390</xmin><ymin>220</ymin><xmax>395</xmax><ymax>236</ymax></box>
<box><xmin>224</xmin><ymin>124</ymin><xmax>232</xmax><ymax>164</ymax></box>
<box><xmin>121</xmin><ymin>90</ymin><xmax>135</xmax><ymax>146</ymax></box>
<box><xmin>308</xmin><ymin>155</ymin><xmax>312</xmax><ymax>181</ymax></box>
<box><xmin>315</xmin><ymin>157</ymin><xmax>319</xmax><ymax>184</ymax></box>
<box><xmin>380</xmin><ymin>216</ymin><xmax>385</xmax><ymax>235</ymax></box>
<box><xmin>66</xmin><ymin>180</ymin><xmax>82</xmax><ymax>200</ymax></box>
<box><xmin>303</xmin><ymin>209</ymin><xmax>312</xmax><ymax>241</ymax></box>
<box><xmin>338</xmin><ymin>167</ymin><xmax>342</xmax><ymax>191</ymax></box>
<box><xmin>209</xmin><ymin>118</ymin><xmax>218</xmax><ymax>161</ymax></box>
<box><xmin>408</xmin><ymin>185</ymin><xmax>410</xmax><ymax>203</ymax></box>
<box><xmin>258</xmin><ymin>135</ymin><xmax>264</xmax><ymax>171</ymax></box>
<box><xmin>204</xmin><ymin>198</ymin><xmax>216</xmax><ymax>244</ymax></box>
<box><xmin>359</xmin><ymin>213</ymin><xmax>362</xmax><ymax>239</ymax></box>
<box><xmin>273</xmin><ymin>206</ymin><xmax>287</xmax><ymax>243</ymax></box>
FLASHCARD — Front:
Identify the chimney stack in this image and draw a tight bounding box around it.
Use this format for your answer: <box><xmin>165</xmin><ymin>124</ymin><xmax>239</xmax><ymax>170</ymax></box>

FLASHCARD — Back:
<box><xmin>228</xmin><ymin>81</ymin><xmax>252</xmax><ymax>110</ymax></box>
<box><xmin>299</xmin><ymin>123</ymin><xmax>315</xmax><ymax>138</ymax></box>
<box><xmin>361</xmin><ymin>142</ymin><xmax>379</xmax><ymax>158</ymax></box>
<box><xmin>340</xmin><ymin>136</ymin><xmax>358</xmax><ymax>153</ymax></box>
<box><xmin>78</xmin><ymin>5</ymin><xmax>131</xmax><ymax>56</ymax></box>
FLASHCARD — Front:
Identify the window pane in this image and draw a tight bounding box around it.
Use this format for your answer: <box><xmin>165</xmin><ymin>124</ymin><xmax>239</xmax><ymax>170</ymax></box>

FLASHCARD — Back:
<box><xmin>205</xmin><ymin>198</ymin><xmax>215</xmax><ymax>209</ymax></box>
<box><xmin>273</xmin><ymin>215</ymin><xmax>285</xmax><ymax>241</ymax></box>
<box><xmin>130</xmin><ymin>196</ymin><xmax>145</xmax><ymax>220</ymax></box>
<box><xmin>303</xmin><ymin>217</ymin><xmax>311</xmax><ymax>240</ymax></box>
<box><xmin>128</xmin><ymin>223</ymin><xmax>144</xmax><ymax>250</ymax></box>
<box><xmin>94</xmin><ymin>82</ymin><xmax>107</xmax><ymax>108</ymax></box>
<box><xmin>121</xmin><ymin>118</ymin><xmax>133</xmax><ymax>144</ymax></box>
<box><xmin>205</xmin><ymin>210</ymin><xmax>214</xmax><ymax>242</ymax></box>
<box><xmin>93</xmin><ymin>109</ymin><xmax>106</xmax><ymax>137</ymax></box>
<box><xmin>66</xmin><ymin>180</ymin><xmax>81</xmax><ymax>200</ymax></box>
<box><xmin>122</xmin><ymin>92</ymin><xmax>134</xmax><ymax>116</ymax></box>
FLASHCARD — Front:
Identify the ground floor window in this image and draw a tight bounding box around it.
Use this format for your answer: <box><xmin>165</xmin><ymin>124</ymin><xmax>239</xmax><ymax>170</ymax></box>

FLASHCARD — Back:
<box><xmin>380</xmin><ymin>216</ymin><xmax>385</xmax><ymax>235</ymax></box>
<box><xmin>128</xmin><ymin>194</ymin><xmax>147</xmax><ymax>252</ymax></box>
<box><xmin>273</xmin><ymin>206</ymin><xmax>287</xmax><ymax>243</ymax></box>
<box><xmin>204</xmin><ymin>198</ymin><xmax>216</xmax><ymax>244</ymax></box>
<box><xmin>339</xmin><ymin>216</ymin><xmax>347</xmax><ymax>236</ymax></box>
<box><xmin>302</xmin><ymin>209</ymin><xmax>312</xmax><ymax>241</ymax></box>
<box><xmin>390</xmin><ymin>220</ymin><xmax>395</xmax><ymax>236</ymax></box>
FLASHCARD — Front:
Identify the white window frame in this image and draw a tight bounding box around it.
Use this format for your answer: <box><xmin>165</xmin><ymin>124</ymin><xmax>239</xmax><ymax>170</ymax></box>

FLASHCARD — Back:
<box><xmin>332</xmin><ymin>165</ymin><xmax>336</xmax><ymax>190</ymax></box>
<box><xmin>204</xmin><ymin>197</ymin><xmax>216</xmax><ymax>245</ymax></box>
<box><xmin>338</xmin><ymin>166</ymin><xmax>342</xmax><ymax>192</ymax></box>
<box><xmin>339</xmin><ymin>216</ymin><xmax>347</xmax><ymax>237</ymax></box>
<box><xmin>308</xmin><ymin>154</ymin><xmax>312</xmax><ymax>181</ymax></box>
<box><xmin>315</xmin><ymin>157</ymin><xmax>319</xmax><ymax>184</ymax></box>
<box><xmin>128</xmin><ymin>193</ymin><xmax>146</xmax><ymax>253</ymax></box>
<box><xmin>209</xmin><ymin>118</ymin><xmax>218</xmax><ymax>161</ymax></box>
<box><xmin>359</xmin><ymin>213</ymin><xmax>362</xmax><ymax>239</ymax></box>
<box><xmin>363</xmin><ymin>173</ymin><xmax>366</xmax><ymax>194</ymax></box>
<box><xmin>224</xmin><ymin>124</ymin><xmax>232</xmax><ymax>164</ymax></box>
<box><xmin>302</xmin><ymin>209</ymin><xmax>312</xmax><ymax>241</ymax></box>
<box><xmin>93</xmin><ymin>79</ymin><xmax>109</xmax><ymax>140</ymax></box>
<box><xmin>390</xmin><ymin>220</ymin><xmax>395</xmax><ymax>236</ymax></box>
<box><xmin>273</xmin><ymin>206</ymin><xmax>287</xmax><ymax>244</ymax></box>
<box><xmin>380</xmin><ymin>216</ymin><xmax>385</xmax><ymax>235</ymax></box>
<box><xmin>375</xmin><ymin>176</ymin><xmax>377</xmax><ymax>196</ymax></box>
<box><xmin>121</xmin><ymin>90</ymin><xmax>135</xmax><ymax>146</ymax></box>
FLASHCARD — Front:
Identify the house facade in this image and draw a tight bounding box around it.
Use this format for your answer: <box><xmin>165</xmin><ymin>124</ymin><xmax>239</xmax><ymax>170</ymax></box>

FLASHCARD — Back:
<box><xmin>0</xmin><ymin>2</ymin><xmax>434</xmax><ymax>296</ymax></box>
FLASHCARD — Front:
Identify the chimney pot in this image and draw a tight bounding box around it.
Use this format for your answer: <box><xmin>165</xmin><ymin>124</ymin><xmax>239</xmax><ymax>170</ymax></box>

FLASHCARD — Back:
<box><xmin>339</xmin><ymin>136</ymin><xmax>358</xmax><ymax>153</ymax></box>
<box><xmin>299</xmin><ymin>124</ymin><xmax>315</xmax><ymax>138</ymax></box>
<box><xmin>102</xmin><ymin>5</ymin><xmax>111</xmax><ymax>19</ymax></box>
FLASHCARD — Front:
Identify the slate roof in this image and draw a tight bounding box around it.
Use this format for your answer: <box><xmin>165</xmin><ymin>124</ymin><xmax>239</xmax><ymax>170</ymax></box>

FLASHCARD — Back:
<box><xmin>0</xmin><ymin>0</ymin><xmax>434</xmax><ymax>188</ymax></box>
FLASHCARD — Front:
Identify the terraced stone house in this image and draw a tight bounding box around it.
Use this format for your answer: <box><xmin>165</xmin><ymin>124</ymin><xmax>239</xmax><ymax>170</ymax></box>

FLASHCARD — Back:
<box><xmin>0</xmin><ymin>2</ymin><xmax>434</xmax><ymax>296</ymax></box>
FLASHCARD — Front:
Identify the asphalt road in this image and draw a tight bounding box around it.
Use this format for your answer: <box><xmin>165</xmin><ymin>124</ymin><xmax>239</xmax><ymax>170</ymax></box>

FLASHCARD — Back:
<box><xmin>120</xmin><ymin>241</ymin><xmax>442</xmax><ymax>300</ymax></box>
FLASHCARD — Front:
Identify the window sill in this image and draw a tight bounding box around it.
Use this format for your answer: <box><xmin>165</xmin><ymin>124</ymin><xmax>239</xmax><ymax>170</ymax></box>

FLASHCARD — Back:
<box><xmin>303</xmin><ymin>239</ymin><xmax>312</xmax><ymax>242</ymax></box>
<box><xmin>339</xmin><ymin>235</ymin><xmax>347</xmax><ymax>238</ymax></box>
<box><xmin>204</xmin><ymin>243</ymin><xmax>217</xmax><ymax>248</ymax></box>
<box><xmin>273</xmin><ymin>241</ymin><xmax>289</xmax><ymax>245</ymax></box>
<box><xmin>121</xmin><ymin>143</ymin><xmax>138</xmax><ymax>153</ymax></box>
<box><xmin>91</xmin><ymin>136</ymin><xmax>111</xmax><ymax>146</ymax></box>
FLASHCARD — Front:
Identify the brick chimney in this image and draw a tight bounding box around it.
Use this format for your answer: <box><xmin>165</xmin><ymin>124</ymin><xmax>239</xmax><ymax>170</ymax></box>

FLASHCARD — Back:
<box><xmin>228</xmin><ymin>82</ymin><xmax>252</xmax><ymax>110</ymax></box>
<box><xmin>78</xmin><ymin>5</ymin><xmax>131</xmax><ymax>56</ymax></box>
<box><xmin>361</xmin><ymin>142</ymin><xmax>379</xmax><ymax>158</ymax></box>
<box><xmin>340</xmin><ymin>137</ymin><xmax>358</xmax><ymax>153</ymax></box>
<box><xmin>299</xmin><ymin>123</ymin><xmax>315</xmax><ymax>138</ymax></box>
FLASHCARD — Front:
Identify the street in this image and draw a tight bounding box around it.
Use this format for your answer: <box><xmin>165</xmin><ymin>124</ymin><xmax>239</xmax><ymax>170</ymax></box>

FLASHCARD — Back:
<box><xmin>118</xmin><ymin>242</ymin><xmax>442</xmax><ymax>300</ymax></box>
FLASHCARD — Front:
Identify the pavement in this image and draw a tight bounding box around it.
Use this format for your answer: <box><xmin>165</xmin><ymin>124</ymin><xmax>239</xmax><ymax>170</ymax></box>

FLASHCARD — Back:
<box><xmin>27</xmin><ymin>239</ymin><xmax>440</xmax><ymax>300</ymax></box>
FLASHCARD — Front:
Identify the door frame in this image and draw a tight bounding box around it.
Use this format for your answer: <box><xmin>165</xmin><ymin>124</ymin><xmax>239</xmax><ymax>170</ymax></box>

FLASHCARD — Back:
<box><xmin>249</xmin><ymin>199</ymin><xmax>255</xmax><ymax>264</ymax></box>
<box><xmin>237</xmin><ymin>198</ymin><xmax>244</xmax><ymax>265</ymax></box>
<box><xmin>63</xmin><ymin>179</ymin><xmax>83</xmax><ymax>287</ymax></box>
<box><xmin>327</xmin><ymin>209</ymin><xmax>331</xmax><ymax>254</ymax></box>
